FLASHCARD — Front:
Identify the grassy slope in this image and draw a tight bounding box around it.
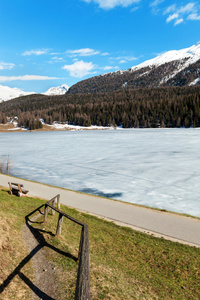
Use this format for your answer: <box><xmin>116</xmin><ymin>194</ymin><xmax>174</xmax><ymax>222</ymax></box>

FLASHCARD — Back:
<box><xmin>0</xmin><ymin>189</ymin><xmax>46</xmax><ymax>299</ymax></box>
<box><xmin>0</xmin><ymin>189</ymin><xmax>200</xmax><ymax>299</ymax></box>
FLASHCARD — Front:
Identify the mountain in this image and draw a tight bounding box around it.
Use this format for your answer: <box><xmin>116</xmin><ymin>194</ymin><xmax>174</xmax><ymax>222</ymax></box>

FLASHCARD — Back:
<box><xmin>68</xmin><ymin>43</ymin><xmax>200</xmax><ymax>94</ymax></box>
<box><xmin>42</xmin><ymin>84</ymin><xmax>69</xmax><ymax>96</ymax></box>
<box><xmin>0</xmin><ymin>84</ymin><xmax>69</xmax><ymax>102</ymax></box>
<box><xmin>0</xmin><ymin>85</ymin><xmax>35</xmax><ymax>102</ymax></box>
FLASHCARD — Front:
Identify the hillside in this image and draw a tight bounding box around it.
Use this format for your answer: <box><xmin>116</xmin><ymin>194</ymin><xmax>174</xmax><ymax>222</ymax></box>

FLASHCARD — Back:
<box><xmin>0</xmin><ymin>188</ymin><xmax>200</xmax><ymax>299</ymax></box>
<box><xmin>0</xmin><ymin>86</ymin><xmax>200</xmax><ymax>128</ymax></box>
<box><xmin>1</xmin><ymin>43</ymin><xmax>200</xmax><ymax>129</ymax></box>
<box><xmin>68</xmin><ymin>43</ymin><xmax>200</xmax><ymax>94</ymax></box>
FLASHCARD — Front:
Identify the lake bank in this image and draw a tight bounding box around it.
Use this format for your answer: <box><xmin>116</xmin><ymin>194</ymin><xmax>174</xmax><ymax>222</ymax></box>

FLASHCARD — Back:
<box><xmin>1</xmin><ymin>173</ymin><xmax>200</xmax><ymax>247</ymax></box>
<box><xmin>0</xmin><ymin>122</ymin><xmax>111</xmax><ymax>132</ymax></box>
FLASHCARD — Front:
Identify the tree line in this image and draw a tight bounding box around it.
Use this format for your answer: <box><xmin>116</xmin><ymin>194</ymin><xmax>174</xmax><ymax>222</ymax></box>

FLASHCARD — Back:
<box><xmin>0</xmin><ymin>86</ymin><xmax>200</xmax><ymax>129</ymax></box>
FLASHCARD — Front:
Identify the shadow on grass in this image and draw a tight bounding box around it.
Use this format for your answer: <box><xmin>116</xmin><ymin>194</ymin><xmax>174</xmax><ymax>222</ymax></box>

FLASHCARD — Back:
<box><xmin>0</xmin><ymin>204</ymin><xmax>77</xmax><ymax>299</ymax></box>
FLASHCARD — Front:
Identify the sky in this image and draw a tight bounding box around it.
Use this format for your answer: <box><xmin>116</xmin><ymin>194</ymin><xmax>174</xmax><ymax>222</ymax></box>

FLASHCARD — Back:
<box><xmin>0</xmin><ymin>0</ymin><xmax>200</xmax><ymax>93</ymax></box>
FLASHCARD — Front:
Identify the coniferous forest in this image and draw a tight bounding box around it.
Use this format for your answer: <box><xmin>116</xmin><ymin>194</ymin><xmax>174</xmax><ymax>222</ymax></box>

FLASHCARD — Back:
<box><xmin>0</xmin><ymin>86</ymin><xmax>200</xmax><ymax>129</ymax></box>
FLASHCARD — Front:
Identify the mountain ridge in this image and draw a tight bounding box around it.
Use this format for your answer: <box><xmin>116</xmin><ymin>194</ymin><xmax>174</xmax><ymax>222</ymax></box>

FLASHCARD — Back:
<box><xmin>0</xmin><ymin>85</ymin><xmax>36</xmax><ymax>102</ymax></box>
<box><xmin>68</xmin><ymin>42</ymin><xmax>200</xmax><ymax>94</ymax></box>
<box><xmin>0</xmin><ymin>84</ymin><xmax>69</xmax><ymax>102</ymax></box>
<box><xmin>42</xmin><ymin>84</ymin><xmax>69</xmax><ymax>96</ymax></box>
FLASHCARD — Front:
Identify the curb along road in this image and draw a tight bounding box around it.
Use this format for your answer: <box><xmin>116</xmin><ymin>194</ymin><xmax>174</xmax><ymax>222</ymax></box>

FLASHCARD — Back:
<box><xmin>1</xmin><ymin>174</ymin><xmax>200</xmax><ymax>247</ymax></box>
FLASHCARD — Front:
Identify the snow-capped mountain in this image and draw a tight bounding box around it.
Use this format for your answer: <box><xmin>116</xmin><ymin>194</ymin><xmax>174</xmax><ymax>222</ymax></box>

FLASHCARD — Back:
<box><xmin>68</xmin><ymin>42</ymin><xmax>200</xmax><ymax>94</ymax></box>
<box><xmin>130</xmin><ymin>42</ymin><xmax>200</xmax><ymax>85</ymax></box>
<box><xmin>131</xmin><ymin>43</ymin><xmax>200</xmax><ymax>72</ymax></box>
<box><xmin>0</xmin><ymin>84</ymin><xmax>69</xmax><ymax>102</ymax></box>
<box><xmin>0</xmin><ymin>85</ymin><xmax>35</xmax><ymax>102</ymax></box>
<box><xmin>42</xmin><ymin>84</ymin><xmax>69</xmax><ymax>96</ymax></box>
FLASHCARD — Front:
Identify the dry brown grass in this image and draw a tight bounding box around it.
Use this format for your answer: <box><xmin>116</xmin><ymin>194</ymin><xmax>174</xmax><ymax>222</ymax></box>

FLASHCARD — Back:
<box><xmin>0</xmin><ymin>215</ymin><xmax>34</xmax><ymax>300</ymax></box>
<box><xmin>0</xmin><ymin>122</ymin><xmax>108</xmax><ymax>132</ymax></box>
<box><xmin>0</xmin><ymin>123</ymin><xmax>24</xmax><ymax>132</ymax></box>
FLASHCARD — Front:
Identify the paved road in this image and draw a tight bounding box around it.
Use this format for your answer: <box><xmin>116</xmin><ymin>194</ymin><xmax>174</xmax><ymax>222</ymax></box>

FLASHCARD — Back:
<box><xmin>1</xmin><ymin>174</ymin><xmax>200</xmax><ymax>247</ymax></box>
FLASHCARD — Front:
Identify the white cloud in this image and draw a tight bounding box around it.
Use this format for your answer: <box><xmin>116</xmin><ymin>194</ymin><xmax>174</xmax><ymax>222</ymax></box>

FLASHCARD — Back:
<box><xmin>131</xmin><ymin>6</ymin><xmax>139</xmax><ymax>12</ymax></box>
<box><xmin>163</xmin><ymin>4</ymin><xmax>176</xmax><ymax>15</ymax></box>
<box><xmin>66</xmin><ymin>48</ymin><xmax>100</xmax><ymax>57</ymax></box>
<box><xmin>82</xmin><ymin>0</ymin><xmax>141</xmax><ymax>10</ymax></box>
<box><xmin>62</xmin><ymin>60</ymin><xmax>96</xmax><ymax>77</ymax></box>
<box><xmin>102</xmin><ymin>65</ymin><xmax>118</xmax><ymax>70</ymax></box>
<box><xmin>101</xmin><ymin>52</ymin><xmax>110</xmax><ymax>56</ymax></box>
<box><xmin>48</xmin><ymin>56</ymin><xmax>64</xmax><ymax>64</ymax></box>
<box><xmin>116</xmin><ymin>55</ymin><xmax>138</xmax><ymax>61</ymax></box>
<box><xmin>187</xmin><ymin>13</ymin><xmax>200</xmax><ymax>20</ymax></box>
<box><xmin>51</xmin><ymin>57</ymin><xmax>64</xmax><ymax>61</ymax></box>
<box><xmin>179</xmin><ymin>3</ymin><xmax>195</xmax><ymax>14</ymax></box>
<box><xmin>163</xmin><ymin>2</ymin><xmax>200</xmax><ymax>25</ymax></box>
<box><xmin>22</xmin><ymin>49</ymin><xmax>49</xmax><ymax>56</ymax></box>
<box><xmin>174</xmin><ymin>18</ymin><xmax>184</xmax><ymax>25</ymax></box>
<box><xmin>166</xmin><ymin>13</ymin><xmax>179</xmax><ymax>23</ymax></box>
<box><xmin>150</xmin><ymin>0</ymin><xmax>165</xmax><ymax>14</ymax></box>
<box><xmin>150</xmin><ymin>0</ymin><xmax>165</xmax><ymax>7</ymax></box>
<box><xmin>50</xmin><ymin>52</ymin><xmax>61</xmax><ymax>55</ymax></box>
<box><xmin>119</xmin><ymin>60</ymin><xmax>127</xmax><ymax>64</ymax></box>
<box><xmin>0</xmin><ymin>75</ymin><xmax>59</xmax><ymax>82</ymax></box>
<box><xmin>0</xmin><ymin>62</ymin><xmax>15</xmax><ymax>70</ymax></box>
<box><xmin>103</xmin><ymin>66</ymin><xmax>113</xmax><ymax>70</ymax></box>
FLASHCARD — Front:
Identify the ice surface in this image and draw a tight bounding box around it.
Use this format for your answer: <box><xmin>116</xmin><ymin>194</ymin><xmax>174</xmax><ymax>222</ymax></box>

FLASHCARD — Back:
<box><xmin>0</xmin><ymin>128</ymin><xmax>200</xmax><ymax>217</ymax></box>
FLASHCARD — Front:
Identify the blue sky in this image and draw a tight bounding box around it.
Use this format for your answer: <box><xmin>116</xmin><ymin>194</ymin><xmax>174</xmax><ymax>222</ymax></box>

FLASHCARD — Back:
<box><xmin>0</xmin><ymin>0</ymin><xmax>200</xmax><ymax>93</ymax></box>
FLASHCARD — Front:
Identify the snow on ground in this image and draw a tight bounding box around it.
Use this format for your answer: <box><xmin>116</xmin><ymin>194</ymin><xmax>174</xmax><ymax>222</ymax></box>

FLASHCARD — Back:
<box><xmin>0</xmin><ymin>121</ymin><xmax>112</xmax><ymax>131</ymax></box>
<box><xmin>49</xmin><ymin>122</ymin><xmax>111</xmax><ymax>130</ymax></box>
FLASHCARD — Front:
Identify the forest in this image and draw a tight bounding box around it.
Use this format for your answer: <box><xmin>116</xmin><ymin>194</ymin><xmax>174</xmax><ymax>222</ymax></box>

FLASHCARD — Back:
<box><xmin>0</xmin><ymin>86</ymin><xmax>200</xmax><ymax>129</ymax></box>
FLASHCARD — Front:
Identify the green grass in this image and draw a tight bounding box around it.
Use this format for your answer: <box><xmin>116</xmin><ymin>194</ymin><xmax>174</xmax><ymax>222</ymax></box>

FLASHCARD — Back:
<box><xmin>36</xmin><ymin>201</ymin><xmax>200</xmax><ymax>299</ymax></box>
<box><xmin>0</xmin><ymin>189</ymin><xmax>200</xmax><ymax>299</ymax></box>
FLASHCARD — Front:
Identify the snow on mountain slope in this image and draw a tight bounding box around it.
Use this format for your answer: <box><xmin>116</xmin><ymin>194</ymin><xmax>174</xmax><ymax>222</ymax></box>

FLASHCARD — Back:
<box><xmin>43</xmin><ymin>84</ymin><xmax>69</xmax><ymax>96</ymax></box>
<box><xmin>131</xmin><ymin>43</ymin><xmax>200</xmax><ymax>72</ymax></box>
<box><xmin>189</xmin><ymin>77</ymin><xmax>200</xmax><ymax>86</ymax></box>
<box><xmin>0</xmin><ymin>85</ymin><xmax>35</xmax><ymax>102</ymax></box>
<box><xmin>0</xmin><ymin>83</ymin><xmax>69</xmax><ymax>102</ymax></box>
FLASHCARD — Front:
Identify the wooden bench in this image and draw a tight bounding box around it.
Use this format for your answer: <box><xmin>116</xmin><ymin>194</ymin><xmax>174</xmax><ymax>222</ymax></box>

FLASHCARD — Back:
<box><xmin>8</xmin><ymin>182</ymin><xmax>29</xmax><ymax>197</ymax></box>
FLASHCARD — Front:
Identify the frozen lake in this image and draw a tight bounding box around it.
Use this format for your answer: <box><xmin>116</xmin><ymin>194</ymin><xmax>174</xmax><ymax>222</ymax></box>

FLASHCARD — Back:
<box><xmin>0</xmin><ymin>128</ymin><xmax>200</xmax><ymax>217</ymax></box>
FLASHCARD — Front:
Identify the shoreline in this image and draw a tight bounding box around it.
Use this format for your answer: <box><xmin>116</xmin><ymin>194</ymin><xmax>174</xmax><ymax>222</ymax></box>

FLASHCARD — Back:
<box><xmin>1</xmin><ymin>173</ymin><xmax>200</xmax><ymax>248</ymax></box>
<box><xmin>0</xmin><ymin>123</ymin><xmax>112</xmax><ymax>132</ymax></box>
<box><xmin>1</xmin><ymin>122</ymin><xmax>200</xmax><ymax>133</ymax></box>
